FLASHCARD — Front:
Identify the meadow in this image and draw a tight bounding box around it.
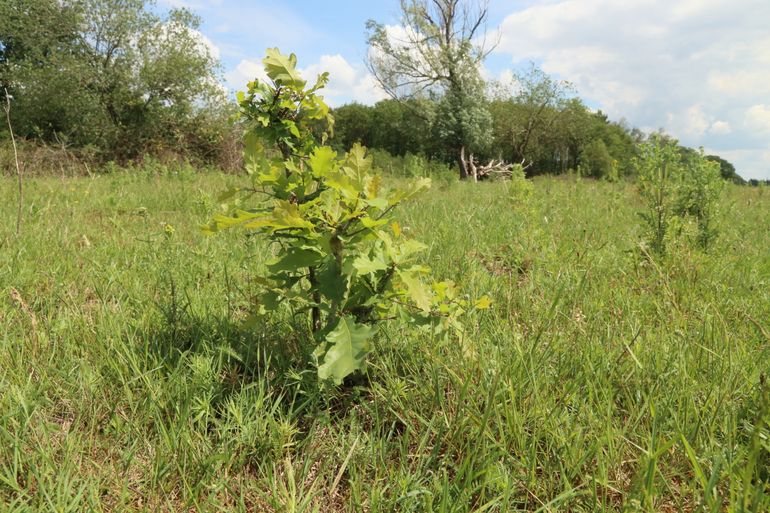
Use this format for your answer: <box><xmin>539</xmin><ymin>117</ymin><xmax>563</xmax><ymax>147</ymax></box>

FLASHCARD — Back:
<box><xmin>2</xmin><ymin>168</ymin><xmax>770</xmax><ymax>512</ymax></box>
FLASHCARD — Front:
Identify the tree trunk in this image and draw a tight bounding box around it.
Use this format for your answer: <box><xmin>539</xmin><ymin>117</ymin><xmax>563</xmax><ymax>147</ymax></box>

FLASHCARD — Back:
<box><xmin>458</xmin><ymin>145</ymin><xmax>469</xmax><ymax>180</ymax></box>
<box><xmin>468</xmin><ymin>152</ymin><xmax>478</xmax><ymax>182</ymax></box>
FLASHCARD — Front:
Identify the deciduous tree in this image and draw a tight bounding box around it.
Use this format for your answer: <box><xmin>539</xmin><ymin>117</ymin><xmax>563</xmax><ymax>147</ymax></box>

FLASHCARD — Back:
<box><xmin>0</xmin><ymin>0</ymin><xmax>224</xmax><ymax>161</ymax></box>
<box><xmin>366</xmin><ymin>0</ymin><xmax>495</xmax><ymax>180</ymax></box>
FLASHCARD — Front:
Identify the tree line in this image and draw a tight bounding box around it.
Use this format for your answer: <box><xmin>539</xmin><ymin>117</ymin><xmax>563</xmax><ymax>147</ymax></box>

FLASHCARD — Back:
<box><xmin>329</xmin><ymin>96</ymin><xmax>744</xmax><ymax>184</ymax></box>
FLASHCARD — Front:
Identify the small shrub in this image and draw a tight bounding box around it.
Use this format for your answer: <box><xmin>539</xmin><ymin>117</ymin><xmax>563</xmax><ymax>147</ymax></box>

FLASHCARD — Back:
<box><xmin>636</xmin><ymin>137</ymin><xmax>724</xmax><ymax>255</ymax></box>
<box><xmin>580</xmin><ymin>139</ymin><xmax>614</xmax><ymax>179</ymax></box>
<box><xmin>636</xmin><ymin>136</ymin><xmax>682</xmax><ymax>255</ymax></box>
<box><xmin>203</xmin><ymin>49</ymin><xmax>486</xmax><ymax>385</ymax></box>
<box><xmin>674</xmin><ymin>149</ymin><xmax>724</xmax><ymax>250</ymax></box>
<box><xmin>508</xmin><ymin>163</ymin><xmax>533</xmax><ymax>207</ymax></box>
<box><xmin>369</xmin><ymin>148</ymin><xmax>456</xmax><ymax>182</ymax></box>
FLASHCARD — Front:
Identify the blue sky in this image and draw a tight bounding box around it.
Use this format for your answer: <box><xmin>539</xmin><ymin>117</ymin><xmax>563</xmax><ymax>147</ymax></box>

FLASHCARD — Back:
<box><xmin>166</xmin><ymin>0</ymin><xmax>770</xmax><ymax>180</ymax></box>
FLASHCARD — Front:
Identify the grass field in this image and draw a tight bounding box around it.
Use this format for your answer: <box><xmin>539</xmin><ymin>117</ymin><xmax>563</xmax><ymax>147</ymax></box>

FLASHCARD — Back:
<box><xmin>2</xmin><ymin>169</ymin><xmax>770</xmax><ymax>512</ymax></box>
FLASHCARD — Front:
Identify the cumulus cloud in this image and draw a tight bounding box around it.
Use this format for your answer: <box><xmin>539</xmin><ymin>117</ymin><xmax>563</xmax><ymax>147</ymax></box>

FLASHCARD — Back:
<box><xmin>745</xmin><ymin>104</ymin><xmax>770</xmax><ymax>135</ymax></box>
<box><xmin>668</xmin><ymin>105</ymin><xmax>710</xmax><ymax>138</ymax></box>
<box><xmin>495</xmin><ymin>0</ymin><xmax>770</xmax><ymax>178</ymax></box>
<box><xmin>224</xmin><ymin>54</ymin><xmax>386</xmax><ymax>106</ymax></box>
<box><xmin>710</xmin><ymin>121</ymin><xmax>732</xmax><ymax>135</ymax></box>
<box><xmin>224</xmin><ymin>59</ymin><xmax>269</xmax><ymax>89</ymax></box>
<box><xmin>302</xmin><ymin>54</ymin><xmax>387</xmax><ymax>106</ymax></box>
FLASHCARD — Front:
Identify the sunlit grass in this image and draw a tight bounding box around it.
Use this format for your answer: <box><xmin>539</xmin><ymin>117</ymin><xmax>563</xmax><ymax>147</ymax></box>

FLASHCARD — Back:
<box><xmin>2</xmin><ymin>169</ymin><xmax>770</xmax><ymax>511</ymax></box>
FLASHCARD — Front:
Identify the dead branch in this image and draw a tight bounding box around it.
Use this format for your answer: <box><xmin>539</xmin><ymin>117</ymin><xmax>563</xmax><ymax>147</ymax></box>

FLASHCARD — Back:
<box><xmin>474</xmin><ymin>158</ymin><xmax>517</xmax><ymax>179</ymax></box>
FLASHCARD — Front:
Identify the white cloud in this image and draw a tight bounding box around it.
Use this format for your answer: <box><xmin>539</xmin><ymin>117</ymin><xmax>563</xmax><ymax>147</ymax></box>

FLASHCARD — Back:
<box><xmin>224</xmin><ymin>59</ymin><xmax>269</xmax><ymax>90</ymax></box>
<box><xmin>708</xmin><ymin>70</ymin><xmax>770</xmax><ymax>96</ymax></box>
<box><xmin>667</xmin><ymin>105</ymin><xmax>734</xmax><ymax>137</ymax></box>
<box><xmin>710</xmin><ymin>120</ymin><xmax>732</xmax><ymax>135</ymax></box>
<box><xmin>302</xmin><ymin>54</ymin><xmax>387</xmax><ymax>106</ymax></box>
<box><xmin>745</xmin><ymin>104</ymin><xmax>770</xmax><ymax>135</ymax></box>
<box><xmin>224</xmin><ymin>54</ymin><xmax>386</xmax><ymax>106</ymax></box>
<box><xmin>680</xmin><ymin>105</ymin><xmax>710</xmax><ymax>137</ymax></box>
<box><xmin>495</xmin><ymin>0</ymin><xmax>770</xmax><ymax>178</ymax></box>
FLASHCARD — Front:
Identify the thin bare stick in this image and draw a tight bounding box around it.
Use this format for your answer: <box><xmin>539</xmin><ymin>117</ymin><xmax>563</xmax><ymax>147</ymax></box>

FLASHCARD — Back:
<box><xmin>3</xmin><ymin>88</ymin><xmax>22</xmax><ymax>235</ymax></box>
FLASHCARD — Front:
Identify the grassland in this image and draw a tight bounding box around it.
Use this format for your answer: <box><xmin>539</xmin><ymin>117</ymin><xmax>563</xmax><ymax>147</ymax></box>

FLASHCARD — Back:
<box><xmin>2</xmin><ymin>168</ymin><xmax>770</xmax><ymax>512</ymax></box>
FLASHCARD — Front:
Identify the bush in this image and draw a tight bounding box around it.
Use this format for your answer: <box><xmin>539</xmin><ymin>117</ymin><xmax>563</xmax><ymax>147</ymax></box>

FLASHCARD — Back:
<box><xmin>636</xmin><ymin>137</ymin><xmax>724</xmax><ymax>254</ymax></box>
<box><xmin>369</xmin><ymin>149</ymin><xmax>456</xmax><ymax>181</ymax></box>
<box><xmin>508</xmin><ymin>163</ymin><xmax>534</xmax><ymax>207</ymax></box>
<box><xmin>636</xmin><ymin>136</ymin><xmax>684</xmax><ymax>255</ymax></box>
<box><xmin>580</xmin><ymin>139</ymin><xmax>614</xmax><ymax>180</ymax></box>
<box><xmin>203</xmin><ymin>49</ymin><xmax>486</xmax><ymax>385</ymax></box>
<box><xmin>675</xmin><ymin>149</ymin><xmax>724</xmax><ymax>250</ymax></box>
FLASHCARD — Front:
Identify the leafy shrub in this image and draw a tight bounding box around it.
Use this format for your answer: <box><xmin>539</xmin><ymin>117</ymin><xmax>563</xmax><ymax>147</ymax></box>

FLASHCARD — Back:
<box><xmin>636</xmin><ymin>136</ymin><xmax>724</xmax><ymax>254</ymax></box>
<box><xmin>508</xmin><ymin>163</ymin><xmax>534</xmax><ymax>207</ymax></box>
<box><xmin>203</xmin><ymin>49</ymin><xmax>485</xmax><ymax>385</ymax></box>
<box><xmin>636</xmin><ymin>136</ymin><xmax>682</xmax><ymax>255</ymax></box>
<box><xmin>580</xmin><ymin>139</ymin><xmax>614</xmax><ymax>180</ymax></box>
<box><xmin>674</xmin><ymin>149</ymin><xmax>724</xmax><ymax>250</ymax></box>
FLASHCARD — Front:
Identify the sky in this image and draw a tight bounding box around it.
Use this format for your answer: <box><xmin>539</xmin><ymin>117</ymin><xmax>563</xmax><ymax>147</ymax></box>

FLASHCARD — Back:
<box><xmin>163</xmin><ymin>0</ymin><xmax>770</xmax><ymax>180</ymax></box>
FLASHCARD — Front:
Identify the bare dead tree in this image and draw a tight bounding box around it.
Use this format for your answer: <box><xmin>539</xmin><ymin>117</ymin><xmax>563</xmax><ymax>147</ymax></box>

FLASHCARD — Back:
<box><xmin>474</xmin><ymin>158</ymin><xmax>517</xmax><ymax>179</ymax></box>
<box><xmin>366</xmin><ymin>0</ymin><xmax>499</xmax><ymax>180</ymax></box>
<box><xmin>3</xmin><ymin>88</ymin><xmax>23</xmax><ymax>235</ymax></box>
<box><xmin>366</xmin><ymin>0</ymin><xmax>494</xmax><ymax>99</ymax></box>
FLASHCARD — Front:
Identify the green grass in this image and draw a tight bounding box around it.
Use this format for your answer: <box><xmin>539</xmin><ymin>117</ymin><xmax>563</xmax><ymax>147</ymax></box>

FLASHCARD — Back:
<box><xmin>2</xmin><ymin>169</ymin><xmax>770</xmax><ymax>512</ymax></box>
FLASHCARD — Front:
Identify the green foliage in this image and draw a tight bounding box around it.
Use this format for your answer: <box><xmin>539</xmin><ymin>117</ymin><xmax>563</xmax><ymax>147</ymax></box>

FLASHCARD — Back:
<box><xmin>330</xmin><ymin>71</ymin><xmax>639</xmax><ymax>178</ymax></box>
<box><xmin>580</xmin><ymin>138</ymin><xmax>614</xmax><ymax>179</ymax></box>
<box><xmin>706</xmin><ymin>154</ymin><xmax>744</xmax><ymax>184</ymax></box>
<box><xmin>488</xmin><ymin>65</ymin><xmax>575</xmax><ymax>171</ymax></box>
<box><xmin>369</xmin><ymin>149</ymin><xmax>456</xmax><ymax>181</ymax></box>
<box><xmin>636</xmin><ymin>136</ymin><xmax>725</xmax><ymax>254</ymax></box>
<box><xmin>205</xmin><ymin>49</ymin><xmax>480</xmax><ymax>385</ymax></box>
<box><xmin>330</xmin><ymin>100</ymin><xmax>437</xmax><ymax>158</ymax></box>
<box><xmin>507</xmin><ymin>163</ymin><xmax>534</xmax><ymax>207</ymax></box>
<box><xmin>434</xmin><ymin>77</ymin><xmax>492</xmax><ymax>161</ymax></box>
<box><xmin>329</xmin><ymin>102</ymin><xmax>373</xmax><ymax>151</ymax></box>
<box><xmin>636</xmin><ymin>136</ymin><xmax>684</xmax><ymax>255</ymax></box>
<box><xmin>675</xmin><ymin>149</ymin><xmax>725</xmax><ymax>250</ymax></box>
<box><xmin>0</xmin><ymin>0</ymin><xmax>226</xmax><ymax>162</ymax></box>
<box><xmin>366</xmin><ymin>0</ymin><xmax>493</xmax><ymax>179</ymax></box>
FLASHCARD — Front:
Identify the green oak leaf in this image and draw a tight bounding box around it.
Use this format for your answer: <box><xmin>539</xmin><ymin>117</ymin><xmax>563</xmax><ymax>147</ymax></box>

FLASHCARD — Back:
<box><xmin>398</xmin><ymin>269</ymin><xmax>432</xmax><ymax>312</ymax></box>
<box><xmin>325</xmin><ymin>169</ymin><xmax>359</xmax><ymax>199</ymax></box>
<box><xmin>262</xmin><ymin>48</ymin><xmax>306</xmax><ymax>87</ymax></box>
<box><xmin>309</xmin><ymin>146</ymin><xmax>337</xmax><ymax>177</ymax></box>
<box><xmin>317</xmin><ymin>316</ymin><xmax>377</xmax><ymax>384</ymax></box>
<box><xmin>245</xmin><ymin>201</ymin><xmax>314</xmax><ymax>231</ymax></box>
<box><xmin>201</xmin><ymin>209</ymin><xmax>263</xmax><ymax>234</ymax></box>
<box><xmin>353</xmin><ymin>253</ymin><xmax>389</xmax><ymax>275</ymax></box>
<box><xmin>267</xmin><ymin>247</ymin><xmax>323</xmax><ymax>273</ymax></box>
<box><xmin>316</xmin><ymin>257</ymin><xmax>347</xmax><ymax>304</ymax></box>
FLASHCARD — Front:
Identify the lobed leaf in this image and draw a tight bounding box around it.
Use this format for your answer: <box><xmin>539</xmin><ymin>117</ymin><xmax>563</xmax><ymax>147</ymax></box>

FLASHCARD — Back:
<box><xmin>317</xmin><ymin>316</ymin><xmax>377</xmax><ymax>385</ymax></box>
<box><xmin>262</xmin><ymin>48</ymin><xmax>306</xmax><ymax>87</ymax></box>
